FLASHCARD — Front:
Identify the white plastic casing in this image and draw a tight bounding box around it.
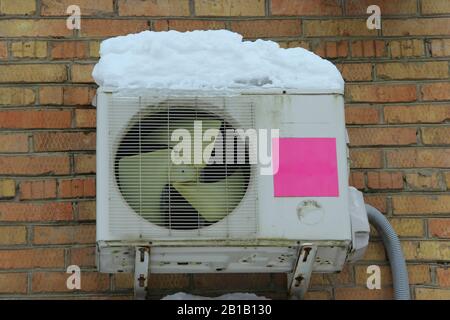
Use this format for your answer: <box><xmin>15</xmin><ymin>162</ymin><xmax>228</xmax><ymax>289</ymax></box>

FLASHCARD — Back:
<box><xmin>96</xmin><ymin>87</ymin><xmax>359</xmax><ymax>274</ymax></box>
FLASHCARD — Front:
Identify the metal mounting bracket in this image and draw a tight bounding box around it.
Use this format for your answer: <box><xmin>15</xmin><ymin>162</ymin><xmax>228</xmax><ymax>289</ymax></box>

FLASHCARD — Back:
<box><xmin>288</xmin><ymin>243</ymin><xmax>317</xmax><ymax>299</ymax></box>
<box><xmin>134</xmin><ymin>246</ymin><xmax>150</xmax><ymax>300</ymax></box>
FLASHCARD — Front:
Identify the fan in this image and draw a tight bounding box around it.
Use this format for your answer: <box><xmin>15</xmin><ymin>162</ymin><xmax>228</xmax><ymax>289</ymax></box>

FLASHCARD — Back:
<box><xmin>115</xmin><ymin>107</ymin><xmax>251</xmax><ymax>230</ymax></box>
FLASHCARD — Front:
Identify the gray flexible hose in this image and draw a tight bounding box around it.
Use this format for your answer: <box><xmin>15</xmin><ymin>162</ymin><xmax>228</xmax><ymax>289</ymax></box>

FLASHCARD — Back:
<box><xmin>365</xmin><ymin>204</ymin><xmax>411</xmax><ymax>300</ymax></box>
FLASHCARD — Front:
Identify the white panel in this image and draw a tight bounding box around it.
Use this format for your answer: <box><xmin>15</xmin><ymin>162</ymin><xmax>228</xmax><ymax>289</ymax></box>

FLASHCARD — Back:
<box><xmin>255</xmin><ymin>94</ymin><xmax>351</xmax><ymax>241</ymax></box>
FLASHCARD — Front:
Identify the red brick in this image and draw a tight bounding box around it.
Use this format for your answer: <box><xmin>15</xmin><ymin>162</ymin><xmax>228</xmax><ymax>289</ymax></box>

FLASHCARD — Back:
<box><xmin>351</xmin><ymin>40</ymin><xmax>385</xmax><ymax>57</ymax></box>
<box><xmin>349</xmin><ymin>149</ymin><xmax>383</xmax><ymax>168</ymax></box>
<box><xmin>0</xmin><ymin>41</ymin><xmax>7</xmax><ymax>59</ymax></box>
<box><xmin>71</xmin><ymin>64</ymin><xmax>95</xmax><ymax>83</ymax></box>
<box><xmin>0</xmin><ymin>155</ymin><xmax>70</xmax><ymax>175</ymax></box>
<box><xmin>310</xmin><ymin>264</ymin><xmax>353</xmax><ymax>287</ymax></box>
<box><xmin>0</xmin><ymin>110</ymin><xmax>71</xmax><ymax>129</ymax></box>
<box><xmin>195</xmin><ymin>0</ymin><xmax>265</xmax><ymax>16</ymax></box>
<box><xmin>153</xmin><ymin>19</ymin><xmax>226</xmax><ymax>32</ymax></box>
<box><xmin>346</xmin><ymin>0</ymin><xmax>416</xmax><ymax>15</ymax></box>
<box><xmin>230</xmin><ymin>19</ymin><xmax>301</xmax><ymax>38</ymax></box>
<box><xmin>32</xmin><ymin>272</ymin><xmax>109</xmax><ymax>292</ymax></box>
<box><xmin>193</xmin><ymin>273</ymin><xmax>271</xmax><ymax>290</ymax></box>
<box><xmin>304</xmin><ymin>19</ymin><xmax>376</xmax><ymax>37</ymax></box>
<box><xmin>325</xmin><ymin>40</ymin><xmax>348</xmax><ymax>58</ymax></box>
<box><xmin>335</xmin><ymin>287</ymin><xmax>393</xmax><ymax>300</ymax></box>
<box><xmin>0</xmin><ymin>226</ymin><xmax>27</xmax><ymax>245</ymax></box>
<box><xmin>363</xmin><ymin>241</ymin><xmax>387</xmax><ymax>260</ymax></box>
<box><xmin>0</xmin><ymin>202</ymin><xmax>73</xmax><ymax>222</ymax></box>
<box><xmin>33</xmin><ymin>225</ymin><xmax>95</xmax><ymax>244</ymax></box>
<box><xmin>39</xmin><ymin>86</ymin><xmax>63</xmax><ymax>105</ymax></box>
<box><xmin>0</xmin><ymin>0</ymin><xmax>35</xmax><ymax>14</ymax></box>
<box><xmin>63</xmin><ymin>87</ymin><xmax>96</xmax><ymax>105</ymax></box>
<box><xmin>384</xmin><ymin>105</ymin><xmax>450</xmax><ymax>124</ymax></box>
<box><xmin>80</xmin><ymin>20</ymin><xmax>148</xmax><ymax>37</ymax></box>
<box><xmin>51</xmin><ymin>41</ymin><xmax>88</xmax><ymax>59</ymax></box>
<box><xmin>421</xmin><ymin>83</ymin><xmax>450</xmax><ymax>101</ymax></box>
<box><xmin>78</xmin><ymin>201</ymin><xmax>96</xmax><ymax>221</ymax></box>
<box><xmin>402</xmin><ymin>241</ymin><xmax>450</xmax><ymax>261</ymax></box>
<box><xmin>113</xmin><ymin>273</ymin><xmax>133</xmax><ymax>289</ymax></box>
<box><xmin>386</xmin><ymin>149</ymin><xmax>450</xmax><ymax>168</ymax></box>
<box><xmin>20</xmin><ymin>180</ymin><xmax>57</xmax><ymax>200</ymax></box>
<box><xmin>11</xmin><ymin>41</ymin><xmax>47</xmax><ymax>58</ymax></box>
<box><xmin>119</xmin><ymin>0</ymin><xmax>190</xmax><ymax>16</ymax></box>
<box><xmin>89</xmin><ymin>41</ymin><xmax>100</xmax><ymax>58</ymax></box>
<box><xmin>69</xmin><ymin>246</ymin><xmax>96</xmax><ymax>267</ymax></box>
<box><xmin>0</xmin><ymin>179</ymin><xmax>15</xmax><ymax>199</ymax></box>
<box><xmin>0</xmin><ymin>19</ymin><xmax>72</xmax><ymax>37</ymax></box>
<box><xmin>312</xmin><ymin>40</ymin><xmax>348</xmax><ymax>58</ymax></box>
<box><xmin>59</xmin><ymin>178</ymin><xmax>96</xmax><ymax>198</ymax></box>
<box><xmin>376</xmin><ymin>62</ymin><xmax>448</xmax><ymax>80</ymax></box>
<box><xmin>271</xmin><ymin>0</ymin><xmax>342</xmax><ymax>16</ymax></box>
<box><xmin>429</xmin><ymin>219</ymin><xmax>450</xmax><ymax>238</ymax></box>
<box><xmin>303</xmin><ymin>291</ymin><xmax>332</xmax><ymax>300</ymax></box>
<box><xmin>0</xmin><ymin>133</ymin><xmax>28</xmax><ymax>153</ymax></box>
<box><xmin>405</xmin><ymin>172</ymin><xmax>442</xmax><ymax>191</ymax></box>
<box><xmin>75</xmin><ymin>109</ymin><xmax>96</xmax><ymax>128</ymax></box>
<box><xmin>349</xmin><ymin>171</ymin><xmax>365</xmax><ymax>189</ymax></box>
<box><xmin>393</xmin><ymin>195</ymin><xmax>450</xmax><ymax>214</ymax></box>
<box><xmin>346</xmin><ymin>84</ymin><xmax>416</xmax><ymax>103</ymax></box>
<box><xmin>422</xmin><ymin>127</ymin><xmax>450</xmax><ymax>145</ymax></box>
<box><xmin>74</xmin><ymin>154</ymin><xmax>96</xmax><ymax>174</ymax></box>
<box><xmin>415</xmin><ymin>288</ymin><xmax>450</xmax><ymax>299</ymax></box>
<box><xmin>34</xmin><ymin>132</ymin><xmax>96</xmax><ymax>152</ymax></box>
<box><xmin>364</xmin><ymin>194</ymin><xmax>387</xmax><ymax>213</ymax></box>
<box><xmin>0</xmin><ymin>88</ymin><xmax>35</xmax><ymax>106</ymax></box>
<box><xmin>430</xmin><ymin>39</ymin><xmax>450</xmax><ymax>57</ymax></box>
<box><xmin>148</xmin><ymin>274</ymin><xmax>190</xmax><ymax>290</ymax></box>
<box><xmin>0</xmin><ymin>273</ymin><xmax>27</xmax><ymax>294</ymax></box>
<box><xmin>367</xmin><ymin>171</ymin><xmax>403</xmax><ymax>190</ymax></box>
<box><xmin>41</xmin><ymin>0</ymin><xmax>114</xmax><ymax>16</ymax></box>
<box><xmin>345</xmin><ymin>106</ymin><xmax>379</xmax><ymax>124</ymax></box>
<box><xmin>0</xmin><ymin>248</ymin><xmax>65</xmax><ymax>269</ymax></box>
<box><xmin>348</xmin><ymin>127</ymin><xmax>417</xmax><ymax>146</ymax></box>
<box><xmin>0</xmin><ymin>64</ymin><xmax>67</xmax><ymax>83</ymax></box>
<box><xmin>421</xmin><ymin>0</ymin><xmax>450</xmax><ymax>14</ymax></box>
<box><xmin>337</xmin><ymin>63</ymin><xmax>372</xmax><ymax>81</ymax></box>
<box><xmin>389</xmin><ymin>39</ymin><xmax>424</xmax><ymax>58</ymax></box>
<box><xmin>445</xmin><ymin>172</ymin><xmax>450</xmax><ymax>189</ymax></box>
<box><xmin>277</xmin><ymin>40</ymin><xmax>310</xmax><ymax>50</ymax></box>
<box><xmin>437</xmin><ymin>268</ymin><xmax>450</xmax><ymax>287</ymax></box>
<box><xmin>388</xmin><ymin>218</ymin><xmax>425</xmax><ymax>238</ymax></box>
<box><xmin>383</xmin><ymin>18</ymin><xmax>450</xmax><ymax>36</ymax></box>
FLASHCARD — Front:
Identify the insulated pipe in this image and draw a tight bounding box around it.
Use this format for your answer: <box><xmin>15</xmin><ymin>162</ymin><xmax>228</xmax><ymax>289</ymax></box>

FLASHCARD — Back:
<box><xmin>365</xmin><ymin>204</ymin><xmax>411</xmax><ymax>300</ymax></box>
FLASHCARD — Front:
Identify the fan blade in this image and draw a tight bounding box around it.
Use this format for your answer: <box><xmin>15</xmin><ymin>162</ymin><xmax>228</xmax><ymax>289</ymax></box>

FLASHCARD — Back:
<box><xmin>173</xmin><ymin>169</ymin><xmax>247</xmax><ymax>223</ymax></box>
<box><xmin>118</xmin><ymin>149</ymin><xmax>170</xmax><ymax>224</ymax></box>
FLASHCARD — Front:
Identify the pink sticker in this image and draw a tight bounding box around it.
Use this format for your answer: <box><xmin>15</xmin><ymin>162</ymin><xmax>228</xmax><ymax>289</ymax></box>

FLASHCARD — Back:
<box><xmin>273</xmin><ymin>137</ymin><xmax>339</xmax><ymax>197</ymax></box>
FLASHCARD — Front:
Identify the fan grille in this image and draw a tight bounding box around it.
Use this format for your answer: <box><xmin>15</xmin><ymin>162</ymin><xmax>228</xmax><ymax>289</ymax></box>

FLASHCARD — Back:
<box><xmin>108</xmin><ymin>95</ymin><xmax>258</xmax><ymax>238</ymax></box>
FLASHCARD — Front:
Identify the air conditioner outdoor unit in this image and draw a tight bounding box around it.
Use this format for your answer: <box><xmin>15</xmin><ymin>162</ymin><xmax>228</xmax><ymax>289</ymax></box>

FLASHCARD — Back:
<box><xmin>96</xmin><ymin>86</ymin><xmax>369</xmax><ymax>299</ymax></box>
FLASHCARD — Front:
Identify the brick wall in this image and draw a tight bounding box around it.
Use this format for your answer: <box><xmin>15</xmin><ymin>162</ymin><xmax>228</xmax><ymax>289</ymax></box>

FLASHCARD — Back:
<box><xmin>0</xmin><ymin>0</ymin><xmax>449</xmax><ymax>300</ymax></box>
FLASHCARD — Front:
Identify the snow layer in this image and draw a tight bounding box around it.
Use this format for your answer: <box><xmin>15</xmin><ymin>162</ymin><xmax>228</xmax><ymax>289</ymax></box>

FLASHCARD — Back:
<box><xmin>92</xmin><ymin>30</ymin><xmax>343</xmax><ymax>92</ymax></box>
<box><xmin>162</xmin><ymin>292</ymin><xmax>269</xmax><ymax>300</ymax></box>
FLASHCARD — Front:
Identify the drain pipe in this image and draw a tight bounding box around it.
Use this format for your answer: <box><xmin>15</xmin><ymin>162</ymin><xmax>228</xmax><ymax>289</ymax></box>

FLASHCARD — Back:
<box><xmin>365</xmin><ymin>204</ymin><xmax>411</xmax><ymax>300</ymax></box>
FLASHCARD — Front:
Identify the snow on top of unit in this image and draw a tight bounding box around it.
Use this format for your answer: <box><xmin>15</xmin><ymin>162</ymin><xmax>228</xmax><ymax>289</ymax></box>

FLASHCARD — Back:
<box><xmin>161</xmin><ymin>292</ymin><xmax>269</xmax><ymax>300</ymax></box>
<box><xmin>92</xmin><ymin>30</ymin><xmax>344</xmax><ymax>92</ymax></box>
